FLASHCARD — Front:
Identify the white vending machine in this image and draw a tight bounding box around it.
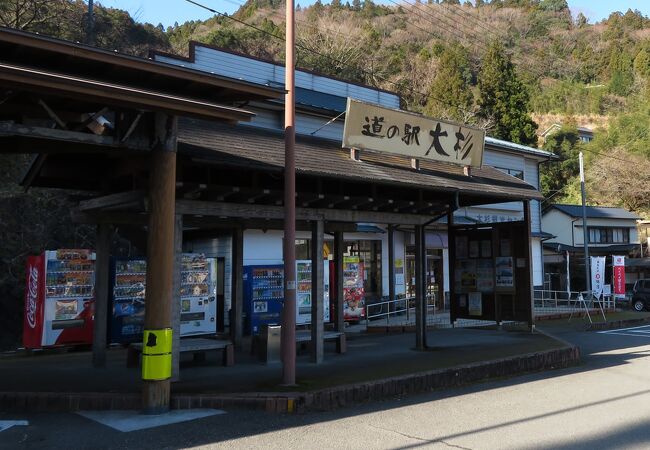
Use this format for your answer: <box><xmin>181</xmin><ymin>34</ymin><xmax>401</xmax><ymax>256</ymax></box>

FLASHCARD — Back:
<box><xmin>179</xmin><ymin>254</ymin><xmax>217</xmax><ymax>336</ymax></box>
<box><xmin>295</xmin><ymin>259</ymin><xmax>330</xmax><ymax>325</ymax></box>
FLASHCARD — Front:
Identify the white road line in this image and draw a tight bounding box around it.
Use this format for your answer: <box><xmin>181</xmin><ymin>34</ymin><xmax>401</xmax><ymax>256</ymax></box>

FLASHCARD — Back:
<box><xmin>0</xmin><ymin>420</ymin><xmax>29</xmax><ymax>432</ymax></box>
<box><xmin>598</xmin><ymin>324</ymin><xmax>650</xmax><ymax>333</ymax></box>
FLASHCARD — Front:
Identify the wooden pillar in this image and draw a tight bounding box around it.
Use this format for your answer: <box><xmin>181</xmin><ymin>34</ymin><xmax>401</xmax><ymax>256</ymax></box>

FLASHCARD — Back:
<box><xmin>171</xmin><ymin>214</ymin><xmax>182</xmax><ymax>381</ymax></box>
<box><xmin>414</xmin><ymin>224</ymin><xmax>426</xmax><ymax>349</ymax></box>
<box><xmin>524</xmin><ymin>200</ymin><xmax>535</xmax><ymax>330</ymax></box>
<box><xmin>231</xmin><ymin>227</ymin><xmax>244</xmax><ymax>349</ymax></box>
<box><xmin>142</xmin><ymin>113</ymin><xmax>177</xmax><ymax>414</ymax></box>
<box><xmin>310</xmin><ymin>219</ymin><xmax>324</xmax><ymax>363</ymax></box>
<box><xmin>92</xmin><ymin>223</ymin><xmax>112</xmax><ymax>368</ymax></box>
<box><xmin>388</xmin><ymin>226</ymin><xmax>396</xmax><ymax>310</ymax></box>
<box><xmin>448</xmin><ymin>208</ymin><xmax>457</xmax><ymax>324</ymax></box>
<box><xmin>334</xmin><ymin>231</ymin><xmax>345</xmax><ymax>333</ymax></box>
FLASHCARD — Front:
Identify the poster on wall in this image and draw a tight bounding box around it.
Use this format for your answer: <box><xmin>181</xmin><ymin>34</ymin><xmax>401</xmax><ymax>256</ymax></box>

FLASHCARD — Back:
<box><xmin>395</xmin><ymin>258</ymin><xmax>405</xmax><ymax>286</ymax></box>
<box><xmin>500</xmin><ymin>239</ymin><xmax>511</xmax><ymax>257</ymax></box>
<box><xmin>495</xmin><ymin>257</ymin><xmax>514</xmax><ymax>288</ymax></box>
<box><xmin>456</xmin><ymin>259</ymin><xmax>477</xmax><ymax>291</ymax></box>
<box><xmin>480</xmin><ymin>240</ymin><xmax>492</xmax><ymax>258</ymax></box>
<box><xmin>468</xmin><ymin>292</ymin><xmax>482</xmax><ymax>316</ymax></box>
<box><xmin>476</xmin><ymin>259</ymin><xmax>494</xmax><ymax>292</ymax></box>
<box><xmin>456</xmin><ymin>236</ymin><xmax>468</xmax><ymax>259</ymax></box>
<box><xmin>469</xmin><ymin>241</ymin><xmax>480</xmax><ymax>258</ymax></box>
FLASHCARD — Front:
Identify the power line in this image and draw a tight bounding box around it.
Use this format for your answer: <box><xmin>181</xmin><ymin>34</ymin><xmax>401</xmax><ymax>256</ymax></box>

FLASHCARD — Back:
<box><xmin>182</xmin><ymin>0</ymin><xmax>475</xmax><ymax>115</ymax></box>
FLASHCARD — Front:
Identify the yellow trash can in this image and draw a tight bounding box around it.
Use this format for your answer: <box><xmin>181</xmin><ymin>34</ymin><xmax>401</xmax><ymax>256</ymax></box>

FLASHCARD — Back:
<box><xmin>141</xmin><ymin>328</ymin><xmax>172</xmax><ymax>381</ymax></box>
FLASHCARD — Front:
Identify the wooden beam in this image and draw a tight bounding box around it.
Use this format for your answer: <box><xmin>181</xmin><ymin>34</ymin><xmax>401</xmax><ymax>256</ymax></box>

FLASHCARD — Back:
<box><xmin>71</xmin><ymin>209</ymin><xmax>148</xmax><ymax>225</ymax></box>
<box><xmin>79</xmin><ymin>190</ymin><xmax>146</xmax><ymax>212</ymax></box>
<box><xmin>311</xmin><ymin>219</ymin><xmax>324</xmax><ymax>364</ymax></box>
<box><xmin>142</xmin><ymin>113</ymin><xmax>177</xmax><ymax>414</ymax></box>
<box><xmin>175</xmin><ymin>200</ymin><xmax>432</xmax><ymax>225</ymax></box>
<box><xmin>414</xmin><ymin>224</ymin><xmax>426</xmax><ymax>350</ymax></box>
<box><xmin>171</xmin><ymin>214</ymin><xmax>183</xmax><ymax>382</ymax></box>
<box><xmin>92</xmin><ymin>223</ymin><xmax>112</xmax><ymax>368</ymax></box>
<box><xmin>37</xmin><ymin>98</ymin><xmax>67</xmax><ymax>129</ymax></box>
<box><xmin>0</xmin><ymin>122</ymin><xmax>142</xmax><ymax>150</ymax></box>
<box><xmin>334</xmin><ymin>231</ymin><xmax>345</xmax><ymax>333</ymax></box>
<box><xmin>231</xmin><ymin>227</ymin><xmax>244</xmax><ymax>349</ymax></box>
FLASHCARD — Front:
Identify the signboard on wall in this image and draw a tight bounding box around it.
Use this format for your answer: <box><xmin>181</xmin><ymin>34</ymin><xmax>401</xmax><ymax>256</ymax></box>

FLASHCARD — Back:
<box><xmin>342</xmin><ymin>98</ymin><xmax>485</xmax><ymax>168</ymax></box>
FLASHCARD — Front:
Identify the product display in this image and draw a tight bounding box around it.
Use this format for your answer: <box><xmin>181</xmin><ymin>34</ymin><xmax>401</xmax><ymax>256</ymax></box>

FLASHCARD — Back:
<box><xmin>109</xmin><ymin>254</ymin><xmax>217</xmax><ymax>343</ymax></box>
<box><xmin>343</xmin><ymin>256</ymin><xmax>365</xmax><ymax>321</ymax></box>
<box><xmin>23</xmin><ymin>249</ymin><xmax>96</xmax><ymax>349</ymax></box>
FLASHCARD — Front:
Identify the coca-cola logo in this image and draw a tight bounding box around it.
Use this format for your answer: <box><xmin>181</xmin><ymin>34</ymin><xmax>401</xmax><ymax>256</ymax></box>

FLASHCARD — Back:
<box><xmin>26</xmin><ymin>266</ymin><xmax>38</xmax><ymax>329</ymax></box>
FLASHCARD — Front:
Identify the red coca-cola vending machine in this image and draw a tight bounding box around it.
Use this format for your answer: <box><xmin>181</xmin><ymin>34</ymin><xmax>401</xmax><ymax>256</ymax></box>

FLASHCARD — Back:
<box><xmin>23</xmin><ymin>249</ymin><xmax>96</xmax><ymax>349</ymax></box>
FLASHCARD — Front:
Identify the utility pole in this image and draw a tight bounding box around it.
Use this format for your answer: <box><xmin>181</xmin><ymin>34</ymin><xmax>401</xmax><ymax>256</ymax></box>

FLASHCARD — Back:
<box><xmin>281</xmin><ymin>0</ymin><xmax>297</xmax><ymax>385</ymax></box>
<box><xmin>579</xmin><ymin>152</ymin><xmax>591</xmax><ymax>293</ymax></box>
<box><xmin>86</xmin><ymin>0</ymin><xmax>95</xmax><ymax>46</ymax></box>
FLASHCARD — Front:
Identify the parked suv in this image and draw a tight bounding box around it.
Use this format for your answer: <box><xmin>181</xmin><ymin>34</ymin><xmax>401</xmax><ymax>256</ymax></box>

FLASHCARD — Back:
<box><xmin>632</xmin><ymin>279</ymin><xmax>650</xmax><ymax>312</ymax></box>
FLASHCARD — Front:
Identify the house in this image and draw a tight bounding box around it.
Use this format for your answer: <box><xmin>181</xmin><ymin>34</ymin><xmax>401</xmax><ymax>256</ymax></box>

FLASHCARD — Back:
<box><xmin>152</xmin><ymin>41</ymin><xmax>554</xmax><ymax>312</ymax></box>
<box><xmin>542</xmin><ymin>204</ymin><xmax>640</xmax><ymax>291</ymax></box>
<box><xmin>541</xmin><ymin>123</ymin><xmax>594</xmax><ymax>144</ymax></box>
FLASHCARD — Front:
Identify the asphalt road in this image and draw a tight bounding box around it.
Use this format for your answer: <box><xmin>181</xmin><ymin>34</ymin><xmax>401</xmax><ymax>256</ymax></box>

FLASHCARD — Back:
<box><xmin>3</xmin><ymin>323</ymin><xmax>650</xmax><ymax>450</ymax></box>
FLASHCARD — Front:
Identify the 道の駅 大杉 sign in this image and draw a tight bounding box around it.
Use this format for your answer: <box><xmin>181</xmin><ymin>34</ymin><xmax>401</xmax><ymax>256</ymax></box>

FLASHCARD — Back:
<box><xmin>342</xmin><ymin>98</ymin><xmax>485</xmax><ymax>168</ymax></box>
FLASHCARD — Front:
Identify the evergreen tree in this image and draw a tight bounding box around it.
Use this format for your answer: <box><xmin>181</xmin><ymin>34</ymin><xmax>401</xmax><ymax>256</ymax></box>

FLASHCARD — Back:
<box><xmin>425</xmin><ymin>44</ymin><xmax>473</xmax><ymax>122</ymax></box>
<box><xmin>477</xmin><ymin>42</ymin><xmax>538</xmax><ymax>146</ymax></box>
<box><xmin>540</xmin><ymin>126</ymin><xmax>580</xmax><ymax>199</ymax></box>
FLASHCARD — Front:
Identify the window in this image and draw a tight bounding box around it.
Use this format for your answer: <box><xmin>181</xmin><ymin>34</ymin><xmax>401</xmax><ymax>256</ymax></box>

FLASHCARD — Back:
<box><xmin>495</xmin><ymin>167</ymin><xmax>524</xmax><ymax>180</ymax></box>
<box><xmin>588</xmin><ymin>227</ymin><xmax>629</xmax><ymax>244</ymax></box>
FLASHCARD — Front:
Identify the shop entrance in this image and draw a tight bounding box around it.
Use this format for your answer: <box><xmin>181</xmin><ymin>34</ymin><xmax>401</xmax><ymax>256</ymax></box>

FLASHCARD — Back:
<box><xmin>406</xmin><ymin>247</ymin><xmax>444</xmax><ymax>310</ymax></box>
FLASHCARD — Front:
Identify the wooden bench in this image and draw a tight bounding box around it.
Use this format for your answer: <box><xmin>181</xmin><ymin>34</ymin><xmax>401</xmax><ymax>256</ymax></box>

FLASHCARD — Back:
<box><xmin>296</xmin><ymin>330</ymin><xmax>346</xmax><ymax>354</ymax></box>
<box><xmin>126</xmin><ymin>337</ymin><xmax>234</xmax><ymax>368</ymax></box>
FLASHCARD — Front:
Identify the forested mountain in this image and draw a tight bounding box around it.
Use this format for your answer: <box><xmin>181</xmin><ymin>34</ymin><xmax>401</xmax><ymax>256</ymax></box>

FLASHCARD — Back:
<box><xmin>0</xmin><ymin>0</ymin><xmax>648</xmax><ymax>348</ymax></box>
<box><xmin>162</xmin><ymin>0</ymin><xmax>650</xmax><ymax>214</ymax></box>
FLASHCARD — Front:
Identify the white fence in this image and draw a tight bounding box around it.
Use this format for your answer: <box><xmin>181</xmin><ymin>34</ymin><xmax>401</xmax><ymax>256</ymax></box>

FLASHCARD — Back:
<box><xmin>533</xmin><ymin>289</ymin><xmax>615</xmax><ymax>316</ymax></box>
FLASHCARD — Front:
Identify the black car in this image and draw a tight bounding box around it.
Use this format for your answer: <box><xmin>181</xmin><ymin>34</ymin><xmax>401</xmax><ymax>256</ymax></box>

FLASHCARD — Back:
<box><xmin>632</xmin><ymin>279</ymin><xmax>650</xmax><ymax>312</ymax></box>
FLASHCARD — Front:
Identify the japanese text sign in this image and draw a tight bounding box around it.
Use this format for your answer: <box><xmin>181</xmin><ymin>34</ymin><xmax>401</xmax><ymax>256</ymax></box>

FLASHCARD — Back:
<box><xmin>343</xmin><ymin>98</ymin><xmax>485</xmax><ymax>168</ymax></box>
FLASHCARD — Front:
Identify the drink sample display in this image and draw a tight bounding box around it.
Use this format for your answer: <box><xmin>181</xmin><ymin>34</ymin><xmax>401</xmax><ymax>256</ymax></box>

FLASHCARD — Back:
<box><xmin>23</xmin><ymin>249</ymin><xmax>96</xmax><ymax>349</ymax></box>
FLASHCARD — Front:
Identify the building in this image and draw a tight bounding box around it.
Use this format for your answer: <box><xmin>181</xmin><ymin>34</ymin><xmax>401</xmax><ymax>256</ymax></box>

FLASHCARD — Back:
<box><xmin>152</xmin><ymin>41</ymin><xmax>555</xmax><ymax>311</ymax></box>
<box><xmin>541</xmin><ymin>123</ymin><xmax>594</xmax><ymax>144</ymax></box>
<box><xmin>542</xmin><ymin>204</ymin><xmax>641</xmax><ymax>291</ymax></box>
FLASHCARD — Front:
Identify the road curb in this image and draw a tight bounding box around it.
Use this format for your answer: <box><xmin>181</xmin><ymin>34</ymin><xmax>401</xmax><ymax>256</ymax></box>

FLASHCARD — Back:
<box><xmin>586</xmin><ymin>316</ymin><xmax>650</xmax><ymax>331</ymax></box>
<box><xmin>0</xmin><ymin>344</ymin><xmax>580</xmax><ymax>414</ymax></box>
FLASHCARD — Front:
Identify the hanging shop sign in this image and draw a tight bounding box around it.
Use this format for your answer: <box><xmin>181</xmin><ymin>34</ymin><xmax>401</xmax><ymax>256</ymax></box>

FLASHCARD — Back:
<box><xmin>612</xmin><ymin>255</ymin><xmax>626</xmax><ymax>299</ymax></box>
<box><xmin>342</xmin><ymin>98</ymin><xmax>485</xmax><ymax>168</ymax></box>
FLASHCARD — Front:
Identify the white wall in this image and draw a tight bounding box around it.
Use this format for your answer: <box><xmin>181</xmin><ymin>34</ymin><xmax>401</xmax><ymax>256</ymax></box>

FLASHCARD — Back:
<box><xmin>532</xmin><ymin>238</ymin><xmax>543</xmax><ymax>287</ymax></box>
<box><xmin>543</xmin><ymin>210</ymin><xmax>639</xmax><ymax>247</ymax></box>
<box><xmin>156</xmin><ymin>46</ymin><xmax>400</xmax><ymax>108</ymax></box>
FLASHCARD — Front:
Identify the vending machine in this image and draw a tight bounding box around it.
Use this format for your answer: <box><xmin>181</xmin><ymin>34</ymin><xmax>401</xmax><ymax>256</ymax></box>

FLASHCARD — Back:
<box><xmin>109</xmin><ymin>254</ymin><xmax>217</xmax><ymax>343</ymax></box>
<box><xmin>243</xmin><ymin>265</ymin><xmax>284</xmax><ymax>335</ymax></box>
<box><xmin>343</xmin><ymin>256</ymin><xmax>365</xmax><ymax>321</ymax></box>
<box><xmin>180</xmin><ymin>254</ymin><xmax>217</xmax><ymax>336</ymax></box>
<box><xmin>110</xmin><ymin>258</ymin><xmax>146</xmax><ymax>343</ymax></box>
<box><xmin>23</xmin><ymin>249</ymin><xmax>96</xmax><ymax>349</ymax></box>
<box><xmin>296</xmin><ymin>260</ymin><xmax>330</xmax><ymax>325</ymax></box>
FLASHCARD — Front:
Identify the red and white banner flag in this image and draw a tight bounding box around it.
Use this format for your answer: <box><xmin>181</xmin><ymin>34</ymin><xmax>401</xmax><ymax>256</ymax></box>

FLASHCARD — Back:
<box><xmin>612</xmin><ymin>255</ymin><xmax>626</xmax><ymax>299</ymax></box>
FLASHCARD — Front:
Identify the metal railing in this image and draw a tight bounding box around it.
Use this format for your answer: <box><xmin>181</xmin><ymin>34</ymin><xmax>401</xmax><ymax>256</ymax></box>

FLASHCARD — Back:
<box><xmin>365</xmin><ymin>295</ymin><xmax>439</xmax><ymax>325</ymax></box>
<box><xmin>533</xmin><ymin>289</ymin><xmax>616</xmax><ymax>314</ymax></box>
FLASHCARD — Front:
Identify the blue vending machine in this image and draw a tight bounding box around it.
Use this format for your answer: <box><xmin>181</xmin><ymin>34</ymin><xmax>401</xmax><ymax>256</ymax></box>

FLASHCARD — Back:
<box><xmin>109</xmin><ymin>258</ymin><xmax>147</xmax><ymax>344</ymax></box>
<box><xmin>243</xmin><ymin>265</ymin><xmax>284</xmax><ymax>335</ymax></box>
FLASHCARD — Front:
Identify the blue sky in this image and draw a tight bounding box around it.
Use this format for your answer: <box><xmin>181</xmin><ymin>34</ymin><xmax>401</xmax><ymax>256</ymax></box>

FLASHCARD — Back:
<box><xmin>100</xmin><ymin>0</ymin><xmax>650</xmax><ymax>28</ymax></box>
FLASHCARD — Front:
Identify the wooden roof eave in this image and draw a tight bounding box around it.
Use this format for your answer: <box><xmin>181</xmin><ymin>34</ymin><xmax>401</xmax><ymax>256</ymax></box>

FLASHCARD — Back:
<box><xmin>0</xmin><ymin>62</ymin><xmax>255</xmax><ymax>123</ymax></box>
<box><xmin>0</xmin><ymin>27</ymin><xmax>284</xmax><ymax>102</ymax></box>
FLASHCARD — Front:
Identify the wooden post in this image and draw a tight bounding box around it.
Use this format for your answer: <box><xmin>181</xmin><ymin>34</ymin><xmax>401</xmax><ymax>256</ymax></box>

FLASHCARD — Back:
<box><xmin>524</xmin><ymin>200</ymin><xmax>535</xmax><ymax>330</ymax></box>
<box><xmin>142</xmin><ymin>112</ymin><xmax>177</xmax><ymax>414</ymax></box>
<box><xmin>415</xmin><ymin>224</ymin><xmax>426</xmax><ymax>349</ymax></box>
<box><xmin>92</xmin><ymin>223</ymin><xmax>112</xmax><ymax>368</ymax></box>
<box><xmin>171</xmin><ymin>214</ymin><xmax>182</xmax><ymax>381</ymax></box>
<box><xmin>334</xmin><ymin>231</ymin><xmax>345</xmax><ymax>333</ymax></box>
<box><xmin>311</xmin><ymin>219</ymin><xmax>324</xmax><ymax>363</ymax></box>
<box><xmin>448</xmin><ymin>208</ymin><xmax>456</xmax><ymax>324</ymax></box>
<box><xmin>231</xmin><ymin>227</ymin><xmax>244</xmax><ymax>349</ymax></box>
<box><xmin>388</xmin><ymin>226</ymin><xmax>395</xmax><ymax>315</ymax></box>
